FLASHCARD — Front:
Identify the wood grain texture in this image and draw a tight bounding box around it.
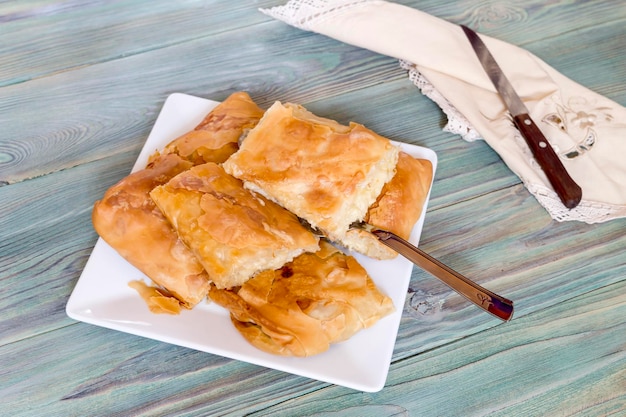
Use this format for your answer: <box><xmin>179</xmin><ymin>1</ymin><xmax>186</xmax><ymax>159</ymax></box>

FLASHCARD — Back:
<box><xmin>0</xmin><ymin>0</ymin><xmax>279</xmax><ymax>86</ymax></box>
<box><xmin>395</xmin><ymin>185</ymin><xmax>626</xmax><ymax>359</ymax></box>
<box><xmin>1</xmin><ymin>0</ymin><xmax>625</xmax><ymax>415</ymax></box>
<box><xmin>0</xmin><ymin>24</ymin><xmax>401</xmax><ymax>184</ymax></box>
<box><xmin>243</xmin><ymin>280</ymin><xmax>626</xmax><ymax>417</ymax></box>
<box><xmin>2</xmin><ymin>279</ymin><xmax>623</xmax><ymax>416</ymax></box>
<box><xmin>0</xmin><ymin>151</ymin><xmax>136</xmax><ymax>345</ymax></box>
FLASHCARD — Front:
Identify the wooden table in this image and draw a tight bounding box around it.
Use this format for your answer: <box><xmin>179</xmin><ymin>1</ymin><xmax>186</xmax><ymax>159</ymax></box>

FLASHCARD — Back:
<box><xmin>2</xmin><ymin>1</ymin><xmax>625</xmax><ymax>415</ymax></box>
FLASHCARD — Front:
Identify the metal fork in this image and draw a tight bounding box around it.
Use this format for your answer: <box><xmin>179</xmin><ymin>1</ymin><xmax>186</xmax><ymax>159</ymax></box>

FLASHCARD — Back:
<box><xmin>353</xmin><ymin>222</ymin><xmax>514</xmax><ymax>321</ymax></box>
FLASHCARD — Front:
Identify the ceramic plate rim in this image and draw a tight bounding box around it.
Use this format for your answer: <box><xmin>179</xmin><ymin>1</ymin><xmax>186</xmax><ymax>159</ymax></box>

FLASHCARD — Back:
<box><xmin>66</xmin><ymin>93</ymin><xmax>438</xmax><ymax>392</ymax></box>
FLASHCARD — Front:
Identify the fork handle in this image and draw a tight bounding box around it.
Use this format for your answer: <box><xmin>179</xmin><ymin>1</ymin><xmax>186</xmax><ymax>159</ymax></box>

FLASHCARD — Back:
<box><xmin>371</xmin><ymin>229</ymin><xmax>514</xmax><ymax>321</ymax></box>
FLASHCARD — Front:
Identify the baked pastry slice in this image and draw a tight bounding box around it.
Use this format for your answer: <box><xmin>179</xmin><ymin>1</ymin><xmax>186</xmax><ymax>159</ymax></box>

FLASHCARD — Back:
<box><xmin>222</xmin><ymin>101</ymin><xmax>399</xmax><ymax>243</ymax></box>
<box><xmin>93</xmin><ymin>92</ymin><xmax>265</xmax><ymax>309</ymax></box>
<box><xmin>342</xmin><ymin>151</ymin><xmax>433</xmax><ymax>259</ymax></box>
<box><xmin>92</xmin><ymin>154</ymin><xmax>210</xmax><ymax>308</ymax></box>
<box><xmin>150</xmin><ymin>163</ymin><xmax>320</xmax><ymax>289</ymax></box>
<box><xmin>209</xmin><ymin>241</ymin><xmax>395</xmax><ymax>357</ymax></box>
<box><xmin>155</xmin><ymin>91</ymin><xmax>265</xmax><ymax>165</ymax></box>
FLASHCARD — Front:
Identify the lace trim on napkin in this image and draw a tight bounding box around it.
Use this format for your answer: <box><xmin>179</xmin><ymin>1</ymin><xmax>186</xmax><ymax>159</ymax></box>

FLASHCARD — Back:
<box><xmin>400</xmin><ymin>60</ymin><xmax>483</xmax><ymax>142</ymax></box>
<box><xmin>527</xmin><ymin>183</ymin><xmax>626</xmax><ymax>223</ymax></box>
<box><xmin>261</xmin><ymin>1</ymin><xmax>483</xmax><ymax>141</ymax></box>
<box><xmin>260</xmin><ymin>0</ymin><xmax>371</xmax><ymax>30</ymax></box>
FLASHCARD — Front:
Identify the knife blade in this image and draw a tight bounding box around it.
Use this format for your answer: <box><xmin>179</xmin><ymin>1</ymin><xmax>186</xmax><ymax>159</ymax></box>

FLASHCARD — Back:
<box><xmin>460</xmin><ymin>25</ymin><xmax>582</xmax><ymax>209</ymax></box>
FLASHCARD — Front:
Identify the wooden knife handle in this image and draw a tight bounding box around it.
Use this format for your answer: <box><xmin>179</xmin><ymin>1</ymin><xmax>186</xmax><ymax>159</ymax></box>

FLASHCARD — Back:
<box><xmin>513</xmin><ymin>114</ymin><xmax>582</xmax><ymax>209</ymax></box>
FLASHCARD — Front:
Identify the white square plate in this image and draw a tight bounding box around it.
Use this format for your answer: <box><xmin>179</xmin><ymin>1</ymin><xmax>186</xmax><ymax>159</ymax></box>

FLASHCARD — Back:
<box><xmin>66</xmin><ymin>93</ymin><xmax>437</xmax><ymax>392</ymax></box>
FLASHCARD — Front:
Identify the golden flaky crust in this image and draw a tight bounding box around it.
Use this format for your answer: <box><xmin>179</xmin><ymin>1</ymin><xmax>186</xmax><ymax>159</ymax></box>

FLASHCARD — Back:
<box><xmin>223</xmin><ymin>101</ymin><xmax>399</xmax><ymax>242</ymax></box>
<box><xmin>156</xmin><ymin>91</ymin><xmax>265</xmax><ymax>165</ymax></box>
<box><xmin>209</xmin><ymin>241</ymin><xmax>395</xmax><ymax>357</ymax></box>
<box><xmin>94</xmin><ymin>92</ymin><xmax>265</xmax><ymax>308</ymax></box>
<box><xmin>92</xmin><ymin>154</ymin><xmax>210</xmax><ymax>307</ymax></box>
<box><xmin>150</xmin><ymin>163</ymin><xmax>320</xmax><ymax>289</ymax></box>
<box><xmin>343</xmin><ymin>152</ymin><xmax>434</xmax><ymax>259</ymax></box>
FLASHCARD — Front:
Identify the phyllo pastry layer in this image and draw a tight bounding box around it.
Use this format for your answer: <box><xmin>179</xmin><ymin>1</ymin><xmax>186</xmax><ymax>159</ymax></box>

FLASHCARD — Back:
<box><xmin>155</xmin><ymin>91</ymin><xmax>265</xmax><ymax>165</ymax></box>
<box><xmin>209</xmin><ymin>241</ymin><xmax>395</xmax><ymax>357</ymax></box>
<box><xmin>342</xmin><ymin>152</ymin><xmax>433</xmax><ymax>259</ymax></box>
<box><xmin>93</xmin><ymin>92</ymin><xmax>265</xmax><ymax>309</ymax></box>
<box><xmin>92</xmin><ymin>154</ymin><xmax>209</xmax><ymax>308</ymax></box>
<box><xmin>150</xmin><ymin>162</ymin><xmax>320</xmax><ymax>289</ymax></box>
<box><xmin>223</xmin><ymin>101</ymin><xmax>399</xmax><ymax>242</ymax></box>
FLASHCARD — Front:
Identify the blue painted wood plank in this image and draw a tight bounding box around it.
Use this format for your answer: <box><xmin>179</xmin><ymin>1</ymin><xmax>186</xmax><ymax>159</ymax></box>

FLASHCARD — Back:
<box><xmin>0</xmin><ymin>23</ymin><xmax>402</xmax><ymax>185</ymax></box>
<box><xmin>2</xmin><ymin>278</ymin><xmax>623</xmax><ymax>416</ymax></box>
<box><xmin>1</xmin><ymin>0</ymin><xmax>625</xmax><ymax>415</ymax></box>
<box><xmin>246</xmin><ymin>280</ymin><xmax>626</xmax><ymax>417</ymax></box>
<box><xmin>0</xmin><ymin>0</ymin><xmax>279</xmax><ymax>86</ymax></box>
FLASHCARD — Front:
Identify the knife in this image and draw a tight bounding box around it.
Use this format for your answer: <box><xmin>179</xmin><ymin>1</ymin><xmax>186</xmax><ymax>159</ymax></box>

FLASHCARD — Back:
<box><xmin>354</xmin><ymin>223</ymin><xmax>514</xmax><ymax>321</ymax></box>
<box><xmin>460</xmin><ymin>25</ymin><xmax>582</xmax><ymax>209</ymax></box>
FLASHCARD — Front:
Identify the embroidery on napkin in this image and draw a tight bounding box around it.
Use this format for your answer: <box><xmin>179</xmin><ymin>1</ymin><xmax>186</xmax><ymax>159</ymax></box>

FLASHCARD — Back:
<box><xmin>542</xmin><ymin>96</ymin><xmax>612</xmax><ymax>159</ymax></box>
<box><xmin>400</xmin><ymin>61</ymin><xmax>625</xmax><ymax>223</ymax></box>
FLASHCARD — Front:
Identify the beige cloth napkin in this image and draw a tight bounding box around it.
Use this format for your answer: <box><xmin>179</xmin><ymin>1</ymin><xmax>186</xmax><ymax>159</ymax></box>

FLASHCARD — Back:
<box><xmin>261</xmin><ymin>0</ymin><xmax>626</xmax><ymax>223</ymax></box>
